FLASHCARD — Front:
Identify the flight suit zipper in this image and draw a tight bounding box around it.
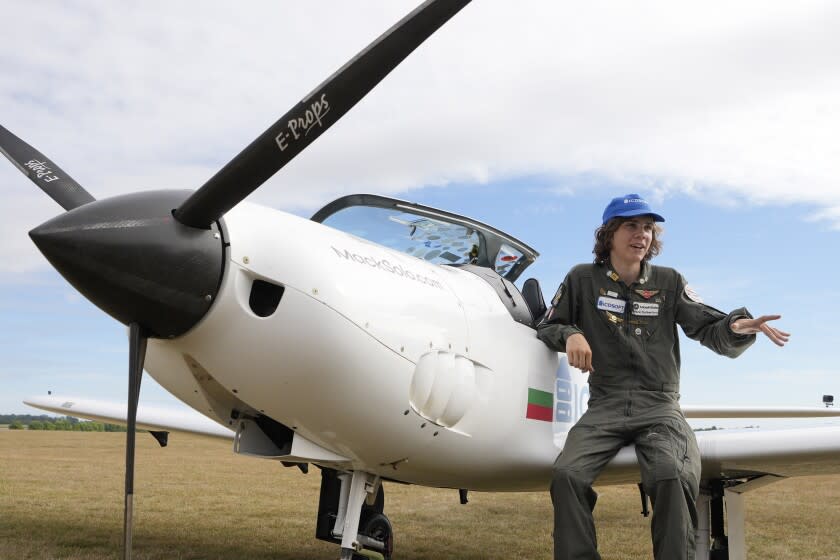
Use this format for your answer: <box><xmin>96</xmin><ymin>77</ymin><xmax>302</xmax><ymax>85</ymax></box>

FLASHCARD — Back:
<box><xmin>622</xmin><ymin>284</ymin><xmax>631</xmax><ymax>336</ymax></box>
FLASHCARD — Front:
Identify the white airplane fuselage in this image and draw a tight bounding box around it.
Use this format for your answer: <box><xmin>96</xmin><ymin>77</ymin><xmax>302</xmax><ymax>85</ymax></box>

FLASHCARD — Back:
<box><xmin>144</xmin><ymin>201</ymin><xmax>582</xmax><ymax>491</ymax></box>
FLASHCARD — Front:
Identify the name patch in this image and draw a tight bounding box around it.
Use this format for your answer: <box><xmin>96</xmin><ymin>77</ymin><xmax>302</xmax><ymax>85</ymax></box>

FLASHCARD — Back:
<box><xmin>632</xmin><ymin>301</ymin><xmax>660</xmax><ymax>316</ymax></box>
<box><xmin>597</xmin><ymin>296</ymin><xmax>626</xmax><ymax>314</ymax></box>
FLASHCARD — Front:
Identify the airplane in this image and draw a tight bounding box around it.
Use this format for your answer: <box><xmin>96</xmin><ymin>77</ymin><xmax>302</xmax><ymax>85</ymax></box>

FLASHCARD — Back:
<box><xmin>4</xmin><ymin>1</ymin><xmax>840</xmax><ymax>559</ymax></box>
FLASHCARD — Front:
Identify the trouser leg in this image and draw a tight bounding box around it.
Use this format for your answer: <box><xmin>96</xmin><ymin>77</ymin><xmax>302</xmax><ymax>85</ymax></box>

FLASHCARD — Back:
<box><xmin>650</xmin><ymin>478</ymin><xmax>698</xmax><ymax>560</ymax></box>
<box><xmin>552</xmin><ymin>407</ymin><xmax>628</xmax><ymax>560</ymax></box>
<box><xmin>634</xmin><ymin>413</ymin><xmax>701</xmax><ymax>560</ymax></box>
<box><xmin>551</xmin><ymin>468</ymin><xmax>599</xmax><ymax>560</ymax></box>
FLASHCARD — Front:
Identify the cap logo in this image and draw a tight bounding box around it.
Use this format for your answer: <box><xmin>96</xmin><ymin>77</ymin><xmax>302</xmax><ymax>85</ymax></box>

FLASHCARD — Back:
<box><xmin>603</xmin><ymin>193</ymin><xmax>664</xmax><ymax>225</ymax></box>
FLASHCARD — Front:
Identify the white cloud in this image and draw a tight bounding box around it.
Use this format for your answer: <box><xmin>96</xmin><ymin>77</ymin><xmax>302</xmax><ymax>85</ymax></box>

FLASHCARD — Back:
<box><xmin>3</xmin><ymin>0</ymin><xmax>840</xmax><ymax>277</ymax></box>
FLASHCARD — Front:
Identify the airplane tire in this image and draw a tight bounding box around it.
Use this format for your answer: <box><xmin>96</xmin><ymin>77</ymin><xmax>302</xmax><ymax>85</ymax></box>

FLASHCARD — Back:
<box><xmin>356</xmin><ymin>512</ymin><xmax>394</xmax><ymax>560</ymax></box>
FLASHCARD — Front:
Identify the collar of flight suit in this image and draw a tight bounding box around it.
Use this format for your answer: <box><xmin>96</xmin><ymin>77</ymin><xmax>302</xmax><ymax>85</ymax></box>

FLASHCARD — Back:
<box><xmin>604</xmin><ymin>259</ymin><xmax>651</xmax><ymax>287</ymax></box>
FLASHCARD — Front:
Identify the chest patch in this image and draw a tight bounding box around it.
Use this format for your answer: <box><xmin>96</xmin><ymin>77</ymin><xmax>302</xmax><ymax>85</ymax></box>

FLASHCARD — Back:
<box><xmin>606</xmin><ymin>311</ymin><xmax>623</xmax><ymax>324</ymax></box>
<box><xmin>632</xmin><ymin>301</ymin><xmax>660</xmax><ymax>316</ymax></box>
<box><xmin>635</xmin><ymin>289</ymin><xmax>659</xmax><ymax>299</ymax></box>
<box><xmin>597</xmin><ymin>296</ymin><xmax>626</xmax><ymax>314</ymax></box>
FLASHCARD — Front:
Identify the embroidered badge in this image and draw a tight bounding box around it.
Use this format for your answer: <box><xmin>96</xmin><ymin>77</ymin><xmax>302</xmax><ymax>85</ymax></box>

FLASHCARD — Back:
<box><xmin>632</xmin><ymin>301</ymin><xmax>660</xmax><ymax>316</ymax></box>
<box><xmin>551</xmin><ymin>284</ymin><xmax>564</xmax><ymax>307</ymax></box>
<box><xmin>635</xmin><ymin>289</ymin><xmax>659</xmax><ymax>299</ymax></box>
<box><xmin>606</xmin><ymin>311</ymin><xmax>623</xmax><ymax>324</ymax></box>
<box><xmin>597</xmin><ymin>296</ymin><xmax>626</xmax><ymax>314</ymax></box>
<box><xmin>684</xmin><ymin>285</ymin><xmax>704</xmax><ymax>303</ymax></box>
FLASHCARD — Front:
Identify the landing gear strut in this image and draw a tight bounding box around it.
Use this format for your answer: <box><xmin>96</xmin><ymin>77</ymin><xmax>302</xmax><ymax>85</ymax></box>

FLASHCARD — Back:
<box><xmin>316</xmin><ymin>468</ymin><xmax>394</xmax><ymax>560</ymax></box>
<box><xmin>695</xmin><ymin>475</ymin><xmax>783</xmax><ymax>560</ymax></box>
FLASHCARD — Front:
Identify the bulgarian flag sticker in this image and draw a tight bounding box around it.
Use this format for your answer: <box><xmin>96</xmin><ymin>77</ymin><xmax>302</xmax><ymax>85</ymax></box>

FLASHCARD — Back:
<box><xmin>526</xmin><ymin>388</ymin><xmax>553</xmax><ymax>421</ymax></box>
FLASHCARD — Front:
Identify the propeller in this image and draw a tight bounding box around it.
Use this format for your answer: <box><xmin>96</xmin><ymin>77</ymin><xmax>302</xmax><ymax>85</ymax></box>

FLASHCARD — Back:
<box><xmin>0</xmin><ymin>124</ymin><xmax>95</xmax><ymax>210</ymax></box>
<box><xmin>2</xmin><ymin>1</ymin><xmax>473</xmax><ymax>558</ymax></box>
<box><xmin>123</xmin><ymin>323</ymin><xmax>148</xmax><ymax>560</ymax></box>
<box><xmin>174</xmin><ymin>0</ymin><xmax>472</xmax><ymax>229</ymax></box>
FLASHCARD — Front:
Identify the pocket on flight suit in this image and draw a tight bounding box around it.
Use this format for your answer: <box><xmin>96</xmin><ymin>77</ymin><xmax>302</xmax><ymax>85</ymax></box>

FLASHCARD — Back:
<box><xmin>633</xmin><ymin>290</ymin><xmax>674</xmax><ymax>346</ymax></box>
<box><xmin>645</xmin><ymin>419</ymin><xmax>689</xmax><ymax>482</ymax></box>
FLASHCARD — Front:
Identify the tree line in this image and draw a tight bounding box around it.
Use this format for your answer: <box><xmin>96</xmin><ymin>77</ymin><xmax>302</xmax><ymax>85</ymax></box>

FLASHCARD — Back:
<box><xmin>3</xmin><ymin>414</ymin><xmax>126</xmax><ymax>432</ymax></box>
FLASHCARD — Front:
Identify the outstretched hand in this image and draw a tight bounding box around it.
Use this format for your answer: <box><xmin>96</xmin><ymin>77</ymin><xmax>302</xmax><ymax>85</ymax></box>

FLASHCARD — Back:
<box><xmin>731</xmin><ymin>315</ymin><xmax>790</xmax><ymax>347</ymax></box>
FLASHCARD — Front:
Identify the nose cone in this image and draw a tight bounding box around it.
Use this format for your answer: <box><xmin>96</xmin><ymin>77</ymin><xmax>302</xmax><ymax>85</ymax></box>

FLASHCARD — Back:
<box><xmin>30</xmin><ymin>190</ymin><xmax>225</xmax><ymax>338</ymax></box>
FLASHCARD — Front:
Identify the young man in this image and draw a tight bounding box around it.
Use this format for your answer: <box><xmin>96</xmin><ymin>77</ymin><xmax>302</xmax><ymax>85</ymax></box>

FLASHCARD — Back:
<box><xmin>536</xmin><ymin>194</ymin><xmax>788</xmax><ymax>560</ymax></box>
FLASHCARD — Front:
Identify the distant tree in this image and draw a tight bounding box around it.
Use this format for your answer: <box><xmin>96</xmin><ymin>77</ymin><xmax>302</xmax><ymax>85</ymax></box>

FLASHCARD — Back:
<box><xmin>5</xmin><ymin>415</ymin><xmax>125</xmax><ymax>432</ymax></box>
<box><xmin>0</xmin><ymin>414</ymin><xmax>54</xmax><ymax>425</ymax></box>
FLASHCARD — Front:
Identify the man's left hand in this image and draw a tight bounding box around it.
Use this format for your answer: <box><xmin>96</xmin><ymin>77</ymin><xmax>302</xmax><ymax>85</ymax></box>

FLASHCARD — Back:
<box><xmin>731</xmin><ymin>315</ymin><xmax>790</xmax><ymax>347</ymax></box>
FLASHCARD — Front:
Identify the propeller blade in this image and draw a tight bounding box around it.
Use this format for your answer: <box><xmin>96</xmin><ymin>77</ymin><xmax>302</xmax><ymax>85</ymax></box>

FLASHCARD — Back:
<box><xmin>123</xmin><ymin>323</ymin><xmax>148</xmax><ymax>560</ymax></box>
<box><xmin>0</xmin><ymin>124</ymin><xmax>95</xmax><ymax>211</ymax></box>
<box><xmin>174</xmin><ymin>0</ymin><xmax>471</xmax><ymax>229</ymax></box>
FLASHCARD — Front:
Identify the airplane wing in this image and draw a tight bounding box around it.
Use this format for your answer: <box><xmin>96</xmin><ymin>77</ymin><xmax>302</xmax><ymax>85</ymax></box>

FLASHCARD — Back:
<box><xmin>599</xmin><ymin>424</ymin><xmax>840</xmax><ymax>485</ymax></box>
<box><xmin>682</xmin><ymin>405</ymin><xmax>840</xmax><ymax>418</ymax></box>
<box><xmin>24</xmin><ymin>394</ymin><xmax>234</xmax><ymax>440</ymax></box>
<box><xmin>26</xmin><ymin>395</ymin><xmax>840</xmax><ymax>485</ymax></box>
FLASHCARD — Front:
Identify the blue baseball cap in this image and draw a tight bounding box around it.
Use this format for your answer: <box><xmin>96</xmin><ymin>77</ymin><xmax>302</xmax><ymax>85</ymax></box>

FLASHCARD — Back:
<box><xmin>601</xmin><ymin>194</ymin><xmax>665</xmax><ymax>225</ymax></box>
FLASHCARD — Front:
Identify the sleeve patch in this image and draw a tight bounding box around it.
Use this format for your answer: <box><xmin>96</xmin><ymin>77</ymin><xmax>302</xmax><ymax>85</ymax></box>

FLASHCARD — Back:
<box><xmin>551</xmin><ymin>284</ymin><xmax>564</xmax><ymax>307</ymax></box>
<box><xmin>684</xmin><ymin>285</ymin><xmax>704</xmax><ymax>303</ymax></box>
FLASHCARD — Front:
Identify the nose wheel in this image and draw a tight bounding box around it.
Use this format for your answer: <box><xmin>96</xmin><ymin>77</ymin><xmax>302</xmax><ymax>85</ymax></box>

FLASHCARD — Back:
<box><xmin>317</xmin><ymin>469</ymin><xmax>394</xmax><ymax>560</ymax></box>
<box><xmin>354</xmin><ymin>513</ymin><xmax>393</xmax><ymax>560</ymax></box>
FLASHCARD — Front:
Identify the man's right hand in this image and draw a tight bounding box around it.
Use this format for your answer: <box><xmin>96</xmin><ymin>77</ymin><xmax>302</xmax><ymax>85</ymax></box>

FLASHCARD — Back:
<box><xmin>566</xmin><ymin>333</ymin><xmax>595</xmax><ymax>373</ymax></box>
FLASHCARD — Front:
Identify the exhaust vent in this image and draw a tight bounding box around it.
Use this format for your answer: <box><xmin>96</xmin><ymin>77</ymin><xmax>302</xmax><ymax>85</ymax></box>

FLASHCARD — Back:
<box><xmin>249</xmin><ymin>279</ymin><xmax>284</xmax><ymax>317</ymax></box>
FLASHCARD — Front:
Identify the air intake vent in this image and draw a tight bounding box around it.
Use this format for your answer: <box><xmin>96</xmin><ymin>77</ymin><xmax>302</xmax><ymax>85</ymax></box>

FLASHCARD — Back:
<box><xmin>249</xmin><ymin>279</ymin><xmax>284</xmax><ymax>317</ymax></box>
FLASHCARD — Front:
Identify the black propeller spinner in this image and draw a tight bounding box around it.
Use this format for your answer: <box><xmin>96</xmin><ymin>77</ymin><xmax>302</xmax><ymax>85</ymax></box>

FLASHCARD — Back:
<box><xmin>0</xmin><ymin>1</ymin><xmax>471</xmax><ymax>559</ymax></box>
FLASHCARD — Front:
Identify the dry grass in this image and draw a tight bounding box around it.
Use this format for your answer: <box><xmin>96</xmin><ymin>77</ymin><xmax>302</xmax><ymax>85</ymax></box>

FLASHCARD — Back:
<box><xmin>2</xmin><ymin>431</ymin><xmax>839</xmax><ymax>559</ymax></box>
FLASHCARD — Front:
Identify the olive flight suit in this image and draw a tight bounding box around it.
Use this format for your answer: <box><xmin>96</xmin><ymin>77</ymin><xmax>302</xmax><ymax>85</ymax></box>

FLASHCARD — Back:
<box><xmin>537</xmin><ymin>261</ymin><xmax>755</xmax><ymax>560</ymax></box>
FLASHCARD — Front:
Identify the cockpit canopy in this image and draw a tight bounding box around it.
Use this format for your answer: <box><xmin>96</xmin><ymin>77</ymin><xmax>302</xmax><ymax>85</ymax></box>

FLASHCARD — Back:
<box><xmin>312</xmin><ymin>194</ymin><xmax>538</xmax><ymax>282</ymax></box>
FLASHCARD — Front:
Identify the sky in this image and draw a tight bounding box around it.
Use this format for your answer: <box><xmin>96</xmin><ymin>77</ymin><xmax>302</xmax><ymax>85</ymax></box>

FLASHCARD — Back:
<box><xmin>1</xmin><ymin>0</ymin><xmax>839</xmax><ymax>422</ymax></box>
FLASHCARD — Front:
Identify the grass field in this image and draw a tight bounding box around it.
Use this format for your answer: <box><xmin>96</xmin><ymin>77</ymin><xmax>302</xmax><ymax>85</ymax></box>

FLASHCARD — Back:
<box><xmin>2</xmin><ymin>431</ymin><xmax>839</xmax><ymax>559</ymax></box>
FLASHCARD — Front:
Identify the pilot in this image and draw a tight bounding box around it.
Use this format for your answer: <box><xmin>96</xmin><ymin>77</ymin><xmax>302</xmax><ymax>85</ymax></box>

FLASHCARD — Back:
<box><xmin>536</xmin><ymin>194</ymin><xmax>789</xmax><ymax>560</ymax></box>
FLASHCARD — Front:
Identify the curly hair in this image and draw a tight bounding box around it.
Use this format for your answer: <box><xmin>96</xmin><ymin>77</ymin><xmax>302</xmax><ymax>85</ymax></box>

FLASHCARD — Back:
<box><xmin>592</xmin><ymin>217</ymin><xmax>662</xmax><ymax>264</ymax></box>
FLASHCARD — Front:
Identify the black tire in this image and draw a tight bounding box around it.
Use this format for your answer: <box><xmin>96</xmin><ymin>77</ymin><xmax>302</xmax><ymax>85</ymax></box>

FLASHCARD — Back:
<box><xmin>355</xmin><ymin>512</ymin><xmax>394</xmax><ymax>560</ymax></box>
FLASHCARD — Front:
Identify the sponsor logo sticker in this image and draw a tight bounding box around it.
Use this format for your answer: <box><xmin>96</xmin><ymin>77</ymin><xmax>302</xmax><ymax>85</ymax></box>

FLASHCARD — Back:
<box><xmin>597</xmin><ymin>296</ymin><xmax>626</xmax><ymax>314</ymax></box>
<box><xmin>632</xmin><ymin>301</ymin><xmax>659</xmax><ymax>316</ymax></box>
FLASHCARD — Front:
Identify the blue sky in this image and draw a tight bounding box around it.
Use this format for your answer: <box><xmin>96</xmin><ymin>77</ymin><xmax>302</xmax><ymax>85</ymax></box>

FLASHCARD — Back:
<box><xmin>2</xmin><ymin>1</ymin><xmax>840</xmax><ymax>420</ymax></box>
